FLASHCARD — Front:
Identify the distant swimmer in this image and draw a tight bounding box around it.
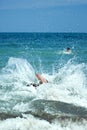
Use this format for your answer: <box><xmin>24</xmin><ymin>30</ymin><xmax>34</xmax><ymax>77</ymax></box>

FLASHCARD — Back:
<box><xmin>27</xmin><ymin>73</ymin><xmax>48</xmax><ymax>87</ymax></box>
<box><xmin>66</xmin><ymin>47</ymin><xmax>71</xmax><ymax>52</ymax></box>
<box><xmin>63</xmin><ymin>47</ymin><xmax>72</xmax><ymax>54</ymax></box>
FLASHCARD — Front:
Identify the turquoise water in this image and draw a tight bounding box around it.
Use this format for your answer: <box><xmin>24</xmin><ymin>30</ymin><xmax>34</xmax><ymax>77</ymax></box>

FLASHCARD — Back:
<box><xmin>0</xmin><ymin>33</ymin><xmax>87</xmax><ymax>72</ymax></box>
<box><xmin>0</xmin><ymin>33</ymin><xmax>87</xmax><ymax>130</ymax></box>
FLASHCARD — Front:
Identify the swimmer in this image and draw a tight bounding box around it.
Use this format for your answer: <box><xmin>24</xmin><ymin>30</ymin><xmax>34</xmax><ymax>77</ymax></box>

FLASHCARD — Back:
<box><xmin>27</xmin><ymin>73</ymin><xmax>48</xmax><ymax>87</ymax></box>
<box><xmin>66</xmin><ymin>47</ymin><xmax>71</xmax><ymax>52</ymax></box>
<box><xmin>63</xmin><ymin>47</ymin><xmax>72</xmax><ymax>54</ymax></box>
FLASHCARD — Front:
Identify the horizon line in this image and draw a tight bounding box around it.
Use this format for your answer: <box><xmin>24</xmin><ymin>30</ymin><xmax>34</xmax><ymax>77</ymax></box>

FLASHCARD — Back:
<box><xmin>0</xmin><ymin>32</ymin><xmax>87</xmax><ymax>34</ymax></box>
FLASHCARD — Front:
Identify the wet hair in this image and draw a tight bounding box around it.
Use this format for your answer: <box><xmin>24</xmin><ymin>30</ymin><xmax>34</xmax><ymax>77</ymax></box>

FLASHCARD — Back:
<box><xmin>67</xmin><ymin>47</ymin><xmax>70</xmax><ymax>50</ymax></box>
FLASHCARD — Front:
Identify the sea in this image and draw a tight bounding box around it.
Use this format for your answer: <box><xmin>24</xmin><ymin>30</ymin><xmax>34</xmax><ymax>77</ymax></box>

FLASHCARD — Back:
<box><xmin>0</xmin><ymin>32</ymin><xmax>87</xmax><ymax>130</ymax></box>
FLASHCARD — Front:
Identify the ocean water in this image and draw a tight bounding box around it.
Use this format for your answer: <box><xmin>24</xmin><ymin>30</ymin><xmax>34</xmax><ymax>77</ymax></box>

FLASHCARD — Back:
<box><xmin>0</xmin><ymin>33</ymin><xmax>87</xmax><ymax>130</ymax></box>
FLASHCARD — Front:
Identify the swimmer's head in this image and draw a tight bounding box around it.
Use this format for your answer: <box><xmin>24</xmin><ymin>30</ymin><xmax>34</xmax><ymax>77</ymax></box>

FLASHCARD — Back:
<box><xmin>66</xmin><ymin>47</ymin><xmax>71</xmax><ymax>51</ymax></box>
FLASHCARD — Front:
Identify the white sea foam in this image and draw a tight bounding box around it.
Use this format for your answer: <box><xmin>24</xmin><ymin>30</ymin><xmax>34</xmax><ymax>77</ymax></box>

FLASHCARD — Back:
<box><xmin>1</xmin><ymin>57</ymin><xmax>37</xmax><ymax>83</ymax></box>
<box><xmin>0</xmin><ymin>115</ymin><xmax>87</xmax><ymax>130</ymax></box>
<box><xmin>36</xmin><ymin>61</ymin><xmax>87</xmax><ymax>108</ymax></box>
<box><xmin>0</xmin><ymin>57</ymin><xmax>87</xmax><ymax>107</ymax></box>
<box><xmin>0</xmin><ymin>57</ymin><xmax>87</xmax><ymax>130</ymax></box>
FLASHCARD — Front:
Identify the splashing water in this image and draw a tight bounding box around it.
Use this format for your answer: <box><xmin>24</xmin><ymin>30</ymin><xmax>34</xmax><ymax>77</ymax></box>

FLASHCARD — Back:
<box><xmin>0</xmin><ymin>57</ymin><xmax>87</xmax><ymax>130</ymax></box>
<box><xmin>0</xmin><ymin>57</ymin><xmax>87</xmax><ymax>106</ymax></box>
<box><xmin>0</xmin><ymin>32</ymin><xmax>87</xmax><ymax>130</ymax></box>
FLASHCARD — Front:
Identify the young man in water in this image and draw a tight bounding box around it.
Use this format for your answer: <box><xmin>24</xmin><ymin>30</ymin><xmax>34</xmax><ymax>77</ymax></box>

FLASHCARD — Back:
<box><xmin>63</xmin><ymin>47</ymin><xmax>72</xmax><ymax>54</ymax></box>
<box><xmin>66</xmin><ymin>47</ymin><xmax>71</xmax><ymax>52</ymax></box>
<box><xmin>36</xmin><ymin>73</ymin><xmax>48</xmax><ymax>83</ymax></box>
<box><xmin>27</xmin><ymin>73</ymin><xmax>48</xmax><ymax>87</ymax></box>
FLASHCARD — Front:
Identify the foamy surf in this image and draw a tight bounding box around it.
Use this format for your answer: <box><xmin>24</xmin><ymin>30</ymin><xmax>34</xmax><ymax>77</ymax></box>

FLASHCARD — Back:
<box><xmin>0</xmin><ymin>115</ymin><xmax>87</xmax><ymax>130</ymax></box>
<box><xmin>0</xmin><ymin>57</ymin><xmax>87</xmax><ymax>130</ymax></box>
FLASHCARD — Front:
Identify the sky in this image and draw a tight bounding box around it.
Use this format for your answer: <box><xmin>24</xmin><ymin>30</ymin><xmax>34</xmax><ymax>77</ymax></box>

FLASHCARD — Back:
<box><xmin>0</xmin><ymin>0</ymin><xmax>87</xmax><ymax>32</ymax></box>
